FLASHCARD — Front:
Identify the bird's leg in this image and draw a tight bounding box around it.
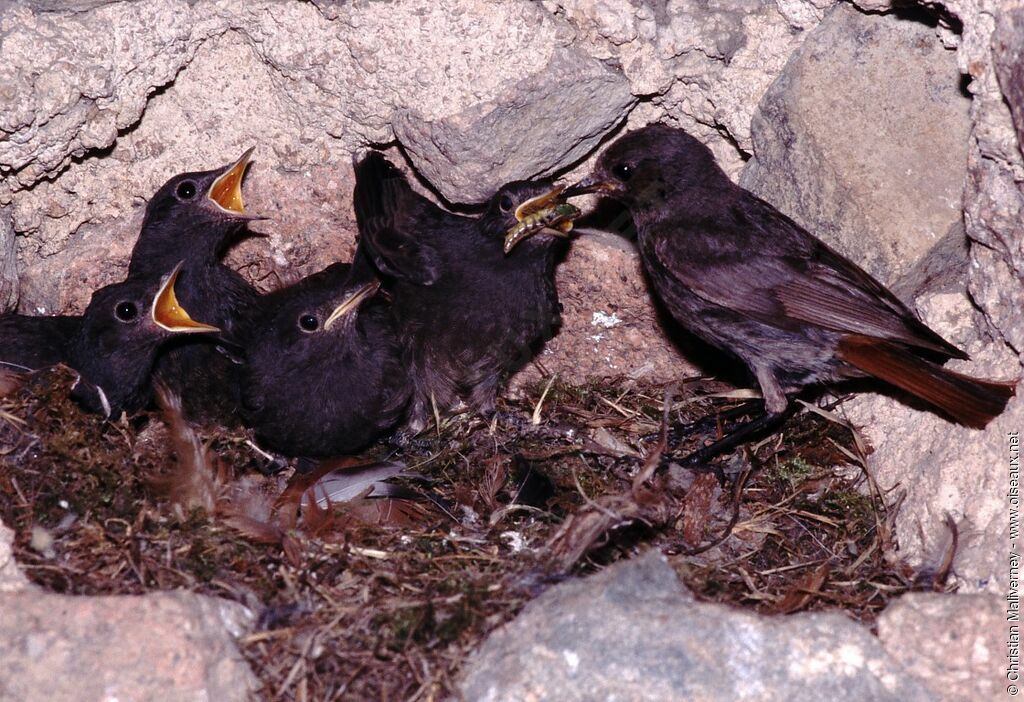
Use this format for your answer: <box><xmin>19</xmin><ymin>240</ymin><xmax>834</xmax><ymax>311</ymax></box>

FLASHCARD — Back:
<box><xmin>674</xmin><ymin>403</ymin><xmax>798</xmax><ymax>469</ymax></box>
<box><xmin>671</xmin><ymin>367</ymin><xmax>795</xmax><ymax>471</ymax></box>
<box><xmin>754</xmin><ymin>365</ymin><xmax>789</xmax><ymax>415</ymax></box>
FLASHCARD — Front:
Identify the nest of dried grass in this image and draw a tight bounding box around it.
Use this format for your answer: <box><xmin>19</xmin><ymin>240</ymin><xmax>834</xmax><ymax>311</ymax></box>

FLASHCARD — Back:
<box><xmin>0</xmin><ymin>366</ymin><xmax>944</xmax><ymax>700</ymax></box>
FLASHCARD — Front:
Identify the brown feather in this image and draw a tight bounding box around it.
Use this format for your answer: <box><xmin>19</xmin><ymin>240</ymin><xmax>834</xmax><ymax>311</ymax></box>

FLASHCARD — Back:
<box><xmin>837</xmin><ymin>334</ymin><xmax>1016</xmax><ymax>429</ymax></box>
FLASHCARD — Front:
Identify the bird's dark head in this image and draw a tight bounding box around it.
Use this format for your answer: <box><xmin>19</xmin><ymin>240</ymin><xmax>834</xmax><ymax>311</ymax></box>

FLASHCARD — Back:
<box><xmin>141</xmin><ymin>148</ymin><xmax>261</xmax><ymax>255</ymax></box>
<box><xmin>244</xmin><ymin>264</ymin><xmax>383</xmax><ymax>364</ymax></box>
<box><xmin>482</xmin><ymin>180</ymin><xmax>579</xmax><ymax>254</ymax></box>
<box><xmin>68</xmin><ymin>265</ymin><xmax>219</xmax><ymax>419</ymax></box>
<box><xmin>568</xmin><ymin>124</ymin><xmax>724</xmax><ymax>216</ymax></box>
<box><xmin>482</xmin><ymin>181</ymin><xmax>556</xmax><ymax>234</ymax></box>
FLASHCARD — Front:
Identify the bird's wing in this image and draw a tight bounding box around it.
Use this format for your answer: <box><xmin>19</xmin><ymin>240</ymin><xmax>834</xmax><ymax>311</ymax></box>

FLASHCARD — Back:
<box><xmin>353</xmin><ymin>152</ymin><xmax>443</xmax><ymax>286</ymax></box>
<box><xmin>646</xmin><ymin>196</ymin><xmax>964</xmax><ymax>359</ymax></box>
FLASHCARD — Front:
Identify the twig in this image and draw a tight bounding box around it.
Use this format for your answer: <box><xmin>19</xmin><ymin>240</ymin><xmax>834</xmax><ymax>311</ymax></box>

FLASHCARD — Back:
<box><xmin>673</xmin><ymin>459</ymin><xmax>754</xmax><ymax>557</ymax></box>
<box><xmin>532</xmin><ymin>374</ymin><xmax>558</xmax><ymax>426</ymax></box>
<box><xmin>632</xmin><ymin>385</ymin><xmax>674</xmax><ymax>491</ymax></box>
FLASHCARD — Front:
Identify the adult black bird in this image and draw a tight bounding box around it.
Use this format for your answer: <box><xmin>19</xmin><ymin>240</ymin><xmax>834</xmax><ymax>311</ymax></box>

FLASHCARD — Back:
<box><xmin>223</xmin><ymin>256</ymin><xmax>409</xmax><ymax>458</ymax></box>
<box><xmin>126</xmin><ymin>149</ymin><xmax>262</xmax><ymax>421</ymax></box>
<box><xmin>353</xmin><ymin>151</ymin><xmax>576</xmax><ymax>432</ymax></box>
<box><xmin>0</xmin><ymin>314</ymin><xmax>79</xmax><ymax>372</ymax></box>
<box><xmin>571</xmin><ymin>123</ymin><xmax>1015</xmax><ymax>436</ymax></box>
<box><xmin>68</xmin><ymin>264</ymin><xmax>219</xmax><ymax>418</ymax></box>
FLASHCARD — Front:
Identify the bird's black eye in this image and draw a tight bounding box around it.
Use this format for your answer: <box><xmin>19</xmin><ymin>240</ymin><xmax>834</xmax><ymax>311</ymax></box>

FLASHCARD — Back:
<box><xmin>176</xmin><ymin>181</ymin><xmax>197</xmax><ymax>200</ymax></box>
<box><xmin>114</xmin><ymin>301</ymin><xmax>138</xmax><ymax>323</ymax></box>
<box><xmin>498</xmin><ymin>194</ymin><xmax>514</xmax><ymax>212</ymax></box>
<box><xmin>298</xmin><ymin>314</ymin><xmax>320</xmax><ymax>333</ymax></box>
<box><xmin>612</xmin><ymin>163</ymin><xmax>633</xmax><ymax>181</ymax></box>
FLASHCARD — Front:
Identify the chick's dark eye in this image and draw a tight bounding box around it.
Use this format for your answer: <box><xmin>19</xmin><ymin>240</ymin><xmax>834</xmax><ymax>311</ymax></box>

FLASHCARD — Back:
<box><xmin>298</xmin><ymin>314</ymin><xmax>319</xmax><ymax>333</ymax></box>
<box><xmin>176</xmin><ymin>181</ymin><xmax>197</xmax><ymax>200</ymax></box>
<box><xmin>114</xmin><ymin>301</ymin><xmax>138</xmax><ymax>322</ymax></box>
<box><xmin>498</xmin><ymin>195</ymin><xmax>514</xmax><ymax>212</ymax></box>
<box><xmin>612</xmin><ymin>163</ymin><xmax>633</xmax><ymax>181</ymax></box>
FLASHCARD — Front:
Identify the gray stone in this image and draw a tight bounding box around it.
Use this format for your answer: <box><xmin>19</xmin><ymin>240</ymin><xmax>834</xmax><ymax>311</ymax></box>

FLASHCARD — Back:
<box><xmin>394</xmin><ymin>49</ymin><xmax>636</xmax><ymax>203</ymax></box>
<box><xmin>511</xmin><ymin>229</ymin><xmax>700</xmax><ymax>390</ymax></box>
<box><xmin>0</xmin><ymin>589</ymin><xmax>257</xmax><ymax>701</ymax></box>
<box><xmin>0</xmin><ymin>208</ymin><xmax>15</xmax><ymax>312</ymax></box>
<box><xmin>961</xmin><ymin>0</ymin><xmax>1024</xmax><ymax>363</ymax></box>
<box><xmin>460</xmin><ymin>551</ymin><xmax>930</xmax><ymax>702</ymax></box>
<box><xmin>741</xmin><ymin>3</ymin><xmax>971</xmax><ymax>284</ymax></box>
<box><xmin>841</xmin><ymin>0</ymin><xmax>1023</xmax><ymax>589</ymax></box>
<box><xmin>878</xmin><ymin>593</ymin><xmax>1006</xmax><ymax>702</ymax></box>
<box><xmin>994</xmin><ymin>7</ymin><xmax>1024</xmax><ymax>154</ymax></box>
<box><xmin>550</xmin><ymin>0</ymin><xmax>826</xmax><ymax>177</ymax></box>
<box><xmin>842</xmin><ymin>286</ymin><xmax>1020</xmax><ymax>589</ymax></box>
<box><xmin>889</xmin><ymin>220</ymin><xmax>971</xmax><ymax>303</ymax></box>
<box><xmin>0</xmin><ymin>517</ymin><xmax>30</xmax><ymax>593</ymax></box>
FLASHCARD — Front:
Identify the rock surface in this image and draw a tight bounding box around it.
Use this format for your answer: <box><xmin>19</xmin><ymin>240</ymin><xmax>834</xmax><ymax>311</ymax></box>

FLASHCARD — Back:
<box><xmin>741</xmin><ymin>3</ymin><xmax>971</xmax><ymax>284</ymax></box>
<box><xmin>394</xmin><ymin>49</ymin><xmax>636</xmax><ymax>202</ymax></box>
<box><xmin>878</xmin><ymin>592</ymin><xmax>1006</xmax><ymax>702</ymax></box>
<box><xmin>3</xmin><ymin>0</ymin><xmax>1024</xmax><ymax>695</ymax></box>
<box><xmin>551</xmin><ymin>0</ymin><xmax>822</xmax><ymax>176</ymax></box>
<box><xmin>0</xmin><ymin>208</ymin><xmax>15</xmax><ymax>312</ymax></box>
<box><xmin>0</xmin><ymin>588</ymin><xmax>258</xmax><ymax>701</ymax></box>
<box><xmin>966</xmin><ymin>0</ymin><xmax>1024</xmax><ymax>363</ymax></box>
<box><xmin>0</xmin><ymin>518</ymin><xmax>29</xmax><ymax>593</ymax></box>
<box><xmin>460</xmin><ymin>551</ymin><xmax>930</xmax><ymax>701</ymax></box>
<box><xmin>995</xmin><ymin>7</ymin><xmax>1024</xmax><ymax>150</ymax></box>
<box><xmin>834</xmin><ymin>0</ymin><xmax>1024</xmax><ymax>590</ymax></box>
<box><xmin>514</xmin><ymin>229</ymin><xmax>699</xmax><ymax>390</ymax></box>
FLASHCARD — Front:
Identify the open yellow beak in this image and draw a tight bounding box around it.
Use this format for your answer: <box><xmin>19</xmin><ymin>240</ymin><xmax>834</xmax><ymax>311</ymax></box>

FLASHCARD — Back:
<box><xmin>323</xmin><ymin>281</ymin><xmax>381</xmax><ymax>331</ymax></box>
<box><xmin>151</xmin><ymin>264</ymin><xmax>221</xmax><ymax>333</ymax></box>
<box><xmin>208</xmin><ymin>147</ymin><xmax>254</xmax><ymax>215</ymax></box>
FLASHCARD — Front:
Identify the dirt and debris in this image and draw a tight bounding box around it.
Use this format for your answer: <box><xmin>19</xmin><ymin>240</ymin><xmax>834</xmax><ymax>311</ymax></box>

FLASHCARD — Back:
<box><xmin>0</xmin><ymin>365</ymin><xmax>936</xmax><ymax>700</ymax></box>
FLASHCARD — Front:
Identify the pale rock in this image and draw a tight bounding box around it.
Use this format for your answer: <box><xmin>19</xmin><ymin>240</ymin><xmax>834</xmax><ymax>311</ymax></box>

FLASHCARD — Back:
<box><xmin>0</xmin><ymin>517</ymin><xmax>30</xmax><ymax>593</ymax></box>
<box><xmin>878</xmin><ymin>593</ymin><xmax>1006</xmax><ymax>702</ymax></box>
<box><xmin>550</xmin><ymin>0</ymin><xmax>822</xmax><ymax>177</ymax></box>
<box><xmin>741</xmin><ymin>3</ymin><xmax>971</xmax><ymax>284</ymax></box>
<box><xmin>843</xmin><ymin>289</ymin><xmax>1020</xmax><ymax>590</ymax></box>
<box><xmin>994</xmin><ymin>7</ymin><xmax>1024</xmax><ymax>153</ymax></box>
<box><xmin>0</xmin><ymin>208</ymin><xmax>15</xmax><ymax>312</ymax></box>
<box><xmin>394</xmin><ymin>48</ymin><xmax>636</xmax><ymax>203</ymax></box>
<box><xmin>512</xmin><ymin>230</ymin><xmax>699</xmax><ymax>391</ymax></box>
<box><xmin>461</xmin><ymin>551</ymin><xmax>930</xmax><ymax>701</ymax></box>
<box><xmin>0</xmin><ymin>589</ymin><xmax>258</xmax><ymax>701</ymax></box>
<box><xmin>775</xmin><ymin>0</ymin><xmax>837</xmax><ymax>29</ymax></box>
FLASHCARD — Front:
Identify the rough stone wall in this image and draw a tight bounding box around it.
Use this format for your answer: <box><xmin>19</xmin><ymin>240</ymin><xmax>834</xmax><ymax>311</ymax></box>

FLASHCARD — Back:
<box><xmin>839</xmin><ymin>0</ymin><xmax>1024</xmax><ymax>590</ymax></box>
<box><xmin>1</xmin><ymin>0</ymin><xmax>1022</xmax><ymax>589</ymax></box>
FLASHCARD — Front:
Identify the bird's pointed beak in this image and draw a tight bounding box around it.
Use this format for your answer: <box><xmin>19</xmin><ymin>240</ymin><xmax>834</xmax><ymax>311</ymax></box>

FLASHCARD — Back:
<box><xmin>323</xmin><ymin>280</ymin><xmax>381</xmax><ymax>331</ymax></box>
<box><xmin>151</xmin><ymin>263</ymin><xmax>221</xmax><ymax>333</ymax></box>
<box><xmin>563</xmin><ymin>174</ymin><xmax>621</xmax><ymax>198</ymax></box>
<box><xmin>503</xmin><ymin>185</ymin><xmax>581</xmax><ymax>254</ymax></box>
<box><xmin>208</xmin><ymin>147</ymin><xmax>257</xmax><ymax>217</ymax></box>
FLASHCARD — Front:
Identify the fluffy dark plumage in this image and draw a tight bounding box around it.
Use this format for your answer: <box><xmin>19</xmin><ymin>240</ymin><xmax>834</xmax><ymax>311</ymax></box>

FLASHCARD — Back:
<box><xmin>0</xmin><ymin>314</ymin><xmax>79</xmax><ymax>372</ymax></box>
<box><xmin>353</xmin><ymin>152</ymin><xmax>566</xmax><ymax>432</ymax></box>
<box><xmin>68</xmin><ymin>270</ymin><xmax>216</xmax><ymax>418</ymax></box>
<box><xmin>581</xmin><ymin>123</ymin><xmax>1014</xmax><ymax>428</ymax></box>
<box><xmin>126</xmin><ymin>153</ymin><xmax>261</xmax><ymax>422</ymax></box>
<box><xmin>224</xmin><ymin>258</ymin><xmax>410</xmax><ymax>458</ymax></box>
